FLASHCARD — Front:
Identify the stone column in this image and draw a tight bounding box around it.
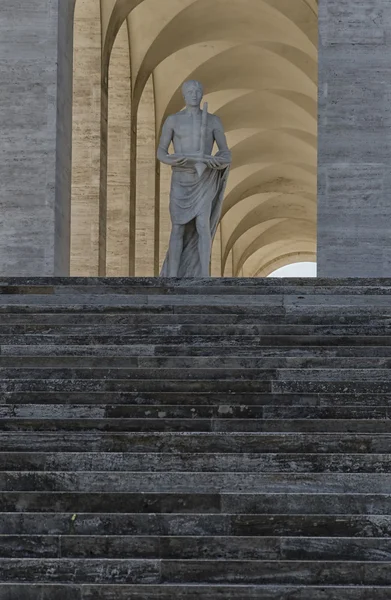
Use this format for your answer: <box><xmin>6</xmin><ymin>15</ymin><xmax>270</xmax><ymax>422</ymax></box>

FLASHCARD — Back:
<box><xmin>0</xmin><ymin>0</ymin><xmax>75</xmax><ymax>276</ymax></box>
<box><xmin>318</xmin><ymin>0</ymin><xmax>391</xmax><ymax>277</ymax></box>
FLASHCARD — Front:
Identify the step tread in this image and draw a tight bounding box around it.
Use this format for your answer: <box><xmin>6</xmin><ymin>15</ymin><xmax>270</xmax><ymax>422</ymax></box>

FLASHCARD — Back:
<box><xmin>0</xmin><ymin>583</ymin><xmax>390</xmax><ymax>600</ymax></box>
<box><xmin>1</xmin><ymin>534</ymin><xmax>391</xmax><ymax>561</ymax></box>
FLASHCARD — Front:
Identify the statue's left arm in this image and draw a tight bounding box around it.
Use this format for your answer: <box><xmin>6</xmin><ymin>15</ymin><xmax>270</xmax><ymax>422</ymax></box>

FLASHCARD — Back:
<box><xmin>212</xmin><ymin>116</ymin><xmax>232</xmax><ymax>169</ymax></box>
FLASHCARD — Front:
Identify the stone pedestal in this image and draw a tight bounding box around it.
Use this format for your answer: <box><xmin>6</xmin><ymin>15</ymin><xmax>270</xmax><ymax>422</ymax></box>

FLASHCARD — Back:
<box><xmin>0</xmin><ymin>0</ymin><xmax>75</xmax><ymax>276</ymax></box>
<box><xmin>318</xmin><ymin>0</ymin><xmax>391</xmax><ymax>277</ymax></box>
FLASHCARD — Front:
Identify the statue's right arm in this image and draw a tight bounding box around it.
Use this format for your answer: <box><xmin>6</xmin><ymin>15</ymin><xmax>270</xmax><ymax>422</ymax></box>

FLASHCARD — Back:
<box><xmin>157</xmin><ymin>117</ymin><xmax>183</xmax><ymax>166</ymax></box>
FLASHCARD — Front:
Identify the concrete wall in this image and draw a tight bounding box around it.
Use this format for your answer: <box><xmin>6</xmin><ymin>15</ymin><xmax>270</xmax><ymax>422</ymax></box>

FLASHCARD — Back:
<box><xmin>0</xmin><ymin>0</ymin><xmax>75</xmax><ymax>276</ymax></box>
<box><xmin>318</xmin><ymin>0</ymin><xmax>391</xmax><ymax>277</ymax></box>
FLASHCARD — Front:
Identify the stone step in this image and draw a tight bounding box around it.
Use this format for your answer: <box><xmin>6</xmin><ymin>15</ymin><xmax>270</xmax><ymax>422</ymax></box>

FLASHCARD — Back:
<box><xmin>3</xmin><ymin>367</ymin><xmax>391</xmax><ymax>383</ymax></box>
<box><xmin>285</xmin><ymin>379</ymin><xmax>391</xmax><ymax>395</ymax></box>
<box><xmin>0</xmin><ymin>391</ymin><xmax>315</xmax><ymax>406</ymax></box>
<box><xmin>1</xmin><ymin>279</ymin><xmax>390</xmax><ymax>595</ymax></box>
<box><xmin>1</xmin><ymin>275</ymin><xmax>391</xmax><ymax>286</ymax></box>
<box><xmin>0</xmin><ymin>557</ymin><xmax>390</xmax><ymax>585</ymax></box>
<box><xmin>4</xmin><ymin>355</ymin><xmax>391</xmax><ymax>370</ymax></box>
<box><xmin>3</xmin><ymin>333</ymin><xmax>391</xmax><ymax>345</ymax></box>
<box><xmin>1</xmin><ymin>404</ymin><xmax>388</xmax><ymax>419</ymax></box>
<box><xmin>8</xmin><ymin>282</ymin><xmax>391</xmax><ymax>295</ymax></box>
<box><xmin>3</xmin><ymin>377</ymin><xmax>391</xmax><ymax>395</ymax></box>
<box><xmin>2</xmin><ymin>512</ymin><xmax>390</xmax><ymax>537</ymax></box>
<box><xmin>274</xmin><ymin>381</ymin><xmax>391</xmax><ymax>394</ymax></box>
<box><xmin>262</xmin><ymin>406</ymin><xmax>391</xmax><ymax>418</ymax></box>
<box><xmin>1</xmin><ymin>432</ymin><xmax>389</xmax><ymax>453</ymax></box>
<box><xmin>2</xmin><ymin>275</ymin><xmax>391</xmax><ymax>291</ymax></box>
<box><xmin>5</xmin><ymin>366</ymin><xmax>391</xmax><ymax>382</ymax></box>
<box><xmin>0</xmin><ymin>418</ymin><xmax>390</xmax><ymax>433</ymax></box>
<box><xmin>3</xmin><ymin>471</ymin><xmax>391</xmax><ymax>494</ymax></box>
<box><xmin>141</xmin><ymin>356</ymin><xmax>391</xmax><ymax>369</ymax></box>
<box><xmin>3</xmin><ymin>323</ymin><xmax>391</xmax><ymax>336</ymax></box>
<box><xmin>1</xmin><ymin>491</ymin><xmax>389</xmax><ymax>514</ymax></box>
<box><xmin>5</xmin><ymin>280</ymin><xmax>391</xmax><ymax>295</ymax></box>
<box><xmin>1</xmin><ymin>534</ymin><xmax>391</xmax><ymax>561</ymax></box>
<box><xmin>5</xmin><ymin>293</ymin><xmax>391</xmax><ymax>309</ymax></box>
<box><xmin>1</xmin><ymin>584</ymin><xmax>390</xmax><ymax>600</ymax></box>
<box><xmin>0</xmin><ymin>294</ymin><xmax>285</xmax><ymax>307</ymax></box>
<box><xmin>0</xmin><ymin>367</ymin><xmax>278</xmax><ymax>380</ymax></box>
<box><xmin>2</xmin><ymin>312</ymin><xmax>391</xmax><ymax>325</ymax></box>
<box><xmin>230</xmin><ymin>514</ymin><xmax>391</xmax><ymax>538</ymax></box>
<box><xmin>2</xmin><ymin>452</ymin><xmax>391</xmax><ymax>473</ymax></box>
<box><xmin>3</xmin><ymin>301</ymin><xmax>391</xmax><ymax>316</ymax></box>
<box><xmin>279</xmin><ymin>369</ymin><xmax>391</xmax><ymax>381</ymax></box>
<box><xmin>6</xmin><ymin>283</ymin><xmax>381</xmax><ymax>296</ymax></box>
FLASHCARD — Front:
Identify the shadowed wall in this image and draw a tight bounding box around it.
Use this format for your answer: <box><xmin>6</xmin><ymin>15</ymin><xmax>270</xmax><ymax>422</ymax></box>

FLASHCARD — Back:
<box><xmin>70</xmin><ymin>0</ymin><xmax>318</xmax><ymax>277</ymax></box>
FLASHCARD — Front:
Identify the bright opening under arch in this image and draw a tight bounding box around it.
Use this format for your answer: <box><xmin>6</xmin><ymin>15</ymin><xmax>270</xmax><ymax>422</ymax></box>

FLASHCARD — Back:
<box><xmin>71</xmin><ymin>0</ymin><xmax>318</xmax><ymax>277</ymax></box>
<box><xmin>269</xmin><ymin>262</ymin><xmax>317</xmax><ymax>278</ymax></box>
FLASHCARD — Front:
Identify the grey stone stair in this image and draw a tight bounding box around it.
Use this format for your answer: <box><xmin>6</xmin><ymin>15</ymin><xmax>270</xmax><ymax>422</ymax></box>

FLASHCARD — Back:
<box><xmin>1</xmin><ymin>278</ymin><xmax>391</xmax><ymax>598</ymax></box>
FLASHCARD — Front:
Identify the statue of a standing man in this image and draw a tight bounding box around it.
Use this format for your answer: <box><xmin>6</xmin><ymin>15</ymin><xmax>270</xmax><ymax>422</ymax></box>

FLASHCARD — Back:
<box><xmin>158</xmin><ymin>80</ymin><xmax>232</xmax><ymax>277</ymax></box>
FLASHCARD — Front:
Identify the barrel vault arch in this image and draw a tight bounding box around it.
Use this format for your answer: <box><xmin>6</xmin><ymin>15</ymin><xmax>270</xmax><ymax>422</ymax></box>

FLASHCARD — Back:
<box><xmin>71</xmin><ymin>0</ymin><xmax>317</xmax><ymax>277</ymax></box>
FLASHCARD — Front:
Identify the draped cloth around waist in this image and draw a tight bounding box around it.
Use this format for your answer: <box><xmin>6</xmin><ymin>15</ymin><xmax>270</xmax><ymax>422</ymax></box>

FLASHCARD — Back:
<box><xmin>160</xmin><ymin>151</ymin><xmax>230</xmax><ymax>277</ymax></box>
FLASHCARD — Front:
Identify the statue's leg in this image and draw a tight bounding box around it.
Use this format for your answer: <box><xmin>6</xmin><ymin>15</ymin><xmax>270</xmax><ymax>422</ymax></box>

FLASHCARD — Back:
<box><xmin>196</xmin><ymin>214</ymin><xmax>212</xmax><ymax>277</ymax></box>
<box><xmin>168</xmin><ymin>224</ymin><xmax>185</xmax><ymax>277</ymax></box>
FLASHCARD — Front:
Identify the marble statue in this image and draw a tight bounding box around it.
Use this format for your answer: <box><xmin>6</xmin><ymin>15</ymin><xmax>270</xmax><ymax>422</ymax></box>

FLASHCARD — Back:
<box><xmin>157</xmin><ymin>80</ymin><xmax>232</xmax><ymax>277</ymax></box>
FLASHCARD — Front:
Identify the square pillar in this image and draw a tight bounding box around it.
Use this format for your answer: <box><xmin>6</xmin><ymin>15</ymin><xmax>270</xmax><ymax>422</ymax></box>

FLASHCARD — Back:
<box><xmin>318</xmin><ymin>0</ymin><xmax>391</xmax><ymax>277</ymax></box>
<box><xmin>0</xmin><ymin>0</ymin><xmax>75</xmax><ymax>275</ymax></box>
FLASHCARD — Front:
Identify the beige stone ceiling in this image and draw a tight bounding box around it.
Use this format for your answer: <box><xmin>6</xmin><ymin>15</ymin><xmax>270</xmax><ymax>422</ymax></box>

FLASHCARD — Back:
<box><xmin>71</xmin><ymin>0</ymin><xmax>317</xmax><ymax>277</ymax></box>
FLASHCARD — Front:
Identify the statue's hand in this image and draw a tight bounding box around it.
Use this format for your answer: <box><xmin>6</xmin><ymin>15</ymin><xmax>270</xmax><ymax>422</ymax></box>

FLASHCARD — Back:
<box><xmin>173</xmin><ymin>155</ymin><xmax>203</xmax><ymax>167</ymax></box>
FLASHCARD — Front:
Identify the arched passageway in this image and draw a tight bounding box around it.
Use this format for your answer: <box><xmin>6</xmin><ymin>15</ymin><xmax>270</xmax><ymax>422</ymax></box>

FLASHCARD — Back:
<box><xmin>71</xmin><ymin>0</ymin><xmax>317</xmax><ymax>277</ymax></box>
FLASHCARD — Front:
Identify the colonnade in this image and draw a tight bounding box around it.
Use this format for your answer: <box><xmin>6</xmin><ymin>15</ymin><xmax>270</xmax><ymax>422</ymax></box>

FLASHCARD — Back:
<box><xmin>71</xmin><ymin>0</ymin><xmax>317</xmax><ymax>277</ymax></box>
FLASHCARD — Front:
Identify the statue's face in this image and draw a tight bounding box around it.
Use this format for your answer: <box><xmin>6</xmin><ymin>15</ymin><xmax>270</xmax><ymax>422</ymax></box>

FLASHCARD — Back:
<box><xmin>183</xmin><ymin>84</ymin><xmax>203</xmax><ymax>107</ymax></box>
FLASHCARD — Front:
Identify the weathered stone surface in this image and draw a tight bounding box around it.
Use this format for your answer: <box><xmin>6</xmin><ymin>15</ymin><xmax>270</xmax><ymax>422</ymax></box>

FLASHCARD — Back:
<box><xmin>4</xmin><ymin>471</ymin><xmax>391</xmax><ymax>494</ymax></box>
<box><xmin>79</xmin><ymin>586</ymin><xmax>391</xmax><ymax>600</ymax></box>
<box><xmin>0</xmin><ymin>585</ymin><xmax>81</xmax><ymax>600</ymax></box>
<box><xmin>2</xmin><ymin>584</ymin><xmax>391</xmax><ymax>600</ymax></box>
<box><xmin>0</xmin><ymin>491</ymin><xmax>222</xmax><ymax>514</ymax></box>
<box><xmin>2</xmin><ymin>451</ymin><xmax>391</xmax><ymax>473</ymax></box>
<box><xmin>0</xmin><ymin>558</ymin><xmax>160</xmax><ymax>583</ymax></box>
<box><xmin>160</xmin><ymin>559</ymin><xmax>391</xmax><ymax>585</ymax></box>
<box><xmin>0</xmin><ymin>2</ymin><xmax>74</xmax><ymax>276</ymax></box>
<box><xmin>157</xmin><ymin>81</ymin><xmax>231</xmax><ymax>278</ymax></box>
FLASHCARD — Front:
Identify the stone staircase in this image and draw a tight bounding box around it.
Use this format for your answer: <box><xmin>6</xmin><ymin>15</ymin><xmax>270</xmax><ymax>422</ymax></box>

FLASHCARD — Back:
<box><xmin>0</xmin><ymin>277</ymin><xmax>391</xmax><ymax>599</ymax></box>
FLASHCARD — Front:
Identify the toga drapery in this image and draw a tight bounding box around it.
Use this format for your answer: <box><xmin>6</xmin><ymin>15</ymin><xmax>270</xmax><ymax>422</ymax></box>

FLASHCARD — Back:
<box><xmin>160</xmin><ymin>150</ymin><xmax>231</xmax><ymax>277</ymax></box>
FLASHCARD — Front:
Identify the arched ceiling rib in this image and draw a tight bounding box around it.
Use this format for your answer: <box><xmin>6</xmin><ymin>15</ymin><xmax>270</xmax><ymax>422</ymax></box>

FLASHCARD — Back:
<box><xmin>223</xmin><ymin>163</ymin><xmax>316</xmax><ymax>216</ymax></box>
<box><xmin>107</xmin><ymin>0</ymin><xmax>316</xmax><ymax>64</ymax></box>
<box><xmin>242</xmin><ymin>239</ymin><xmax>316</xmax><ymax>276</ymax></box>
<box><xmin>133</xmin><ymin>0</ymin><xmax>316</xmax><ymax>103</ymax></box>
<box><xmin>217</xmin><ymin>91</ymin><xmax>317</xmax><ymax>135</ymax></box>
<box><xmin>155</xmin><ymin>42</ymin><xmax>316</xmax><ymax>126</ymax></box>
<box><xmin>251</xmin><ymin>248</ymin><xmax>316</xmax><ymax>277</ymax></box>
<box><xmin>233</xmin><ymin>219</ymin><xmax>316</xmax><ymax>275</ymax></box>
<box><xmin>100</xmin><ymin>0</ymin><xmax>318</xmax><ymax>277</ymax></box>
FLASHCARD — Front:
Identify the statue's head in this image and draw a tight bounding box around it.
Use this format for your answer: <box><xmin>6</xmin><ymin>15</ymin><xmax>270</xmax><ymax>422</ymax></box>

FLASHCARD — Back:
<box><xmin>182</xmin><ymin>80</ymin><xmax>204</xmax><ymax>108</ymax></box>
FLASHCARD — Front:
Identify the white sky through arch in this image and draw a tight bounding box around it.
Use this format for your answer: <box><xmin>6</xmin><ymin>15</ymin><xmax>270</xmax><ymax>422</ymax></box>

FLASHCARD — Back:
<box><xmin>268</xmin><ymin>262</ymin><xmax>317</xmax><ymax>278</ymax></box>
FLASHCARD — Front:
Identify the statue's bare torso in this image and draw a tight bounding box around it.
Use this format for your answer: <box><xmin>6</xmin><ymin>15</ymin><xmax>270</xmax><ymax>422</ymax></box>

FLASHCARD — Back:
<box><xmin>169</xmin><ymin>110</ymin><xmax>217</xmax><ymax>157</ymax></box>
